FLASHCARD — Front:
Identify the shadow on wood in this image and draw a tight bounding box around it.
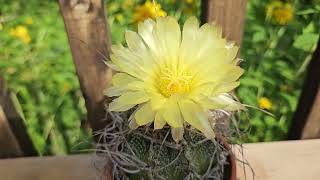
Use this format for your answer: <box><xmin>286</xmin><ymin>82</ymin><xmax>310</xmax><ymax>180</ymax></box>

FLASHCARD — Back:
<box><xmin>0</xmin><ymin>76</ymin><xmax>37</xmax><ymax>158</ymax></box>
<box><xmin>288</xmin><ymin>39</ymin><xmax>320</xmax><ymax>139</ymax></box>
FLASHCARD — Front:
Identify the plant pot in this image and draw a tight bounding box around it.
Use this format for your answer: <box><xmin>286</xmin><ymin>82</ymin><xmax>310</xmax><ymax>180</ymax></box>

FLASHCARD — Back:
<box><xmin>223</xmin><ymin>143</ymin><xmax>237</xmax><ymax>180</ymax></box>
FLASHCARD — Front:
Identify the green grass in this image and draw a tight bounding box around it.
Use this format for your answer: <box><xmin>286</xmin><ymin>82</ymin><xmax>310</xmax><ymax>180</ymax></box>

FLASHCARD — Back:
<box><xmin>0</xmin><ymin>0</ymin><xmax>319</xmax><ymax>155</ymax></box>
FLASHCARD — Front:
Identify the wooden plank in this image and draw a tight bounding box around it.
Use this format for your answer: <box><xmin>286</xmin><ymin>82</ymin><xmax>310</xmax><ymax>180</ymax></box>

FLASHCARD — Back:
<box><xmin>201</xmin><ymin>0</ymin><xmax>247</xmax><ymax>45</ymax></box>
<box><xmin>0</xmin><ymin>76</ymin><xmax>38</xmax><ymax>157</ymax></box>
<box><xmin>59</xmin><ymin>0</ymin><xmax>113</xmax><ymax>132</ymax></box>
<box><xmin>0</xmin><ymin>155</ymin><xmax>101</xmax><ymax>180</ymax></box>
<box><xmin>236</xmin><ymin>139</ymin><xmax>320</xmax><ymax>180</ymax></box>
<box><xmin>288</xmin><ymin>39</ymin><xmax>320</xmax><ymax>139</ymax></box>
<box><xmin>0</xmin><ymin>140</ymin><xmax>319</xmax><ymax>180</ymax></box>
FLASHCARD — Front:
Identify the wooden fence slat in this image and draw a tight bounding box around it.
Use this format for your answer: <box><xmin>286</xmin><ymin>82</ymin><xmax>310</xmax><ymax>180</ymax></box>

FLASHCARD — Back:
<box><xmin>236</xmin><ymin>140</ymin><xmax>320</xmax><ymax>180</ymax></box>
<box><xmin>0</xmin><ymin>76</ymin><xmax>38</xmax><ymax>158</ymax></box>
<box><xmin>0</xmin><ymin>140</ymin><xmax>319</xmax><ymax>180</ymax></box>
<box><xmin>59</xmin><ymin>0</ymin><xmax>113</xmax><ymax>132</ymax></box>
<box><xmin>201</xmin><ymin>0</ymin><xmax>247</xmax><ymax>45</ymax></box>
<box><xmin>288</xmin><ymin>39</ymin><xmax>320</xmax><ymax>139</ymax></box>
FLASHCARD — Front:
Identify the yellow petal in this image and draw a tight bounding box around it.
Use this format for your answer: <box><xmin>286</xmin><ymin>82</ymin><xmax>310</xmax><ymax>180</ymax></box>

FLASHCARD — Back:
<box><xmin>210</xmin><ymin>94</ymin><xmax>244</xmax><ymax>111</ymax></box>
<box><xmin>138</xmin><ymin>19</ymin><xmax>157</xmax><ymax>52</ymax></box>
<box><xmin>179</xmin><ymin>99</ymin><xmax>215</xmax><ymax>139</ymax></box>
<box><xmin>109</xmin><ymin>91</ymin><xmax>149</xmax><ymax>111</ymax></box>
<box><xmin>211</xmin><ymin>81</ymin><xmax>240</xmax><ymax>96</ymax></box>
<box><xmin>111</xmin><ymin>46</ymin><xmax>151</xmax><ymax>79</ymax></box>
<box><xmin>105</xmin><ymin>86</ymin><xmax>123</xmax><ymax>97</ymax></box>
<box><xmin>149</xmin><ymin>93</ymin><xmax>167</xmax><ymax>110</ymax></box>
<box><xmin>171</xmin><ymin>127</ymin><xmax>184</xmax><ymax>143</ymax></box>
<box><xmin>112</xmin><ymin>73</ymin><xmax>137</xmax><ymax>86</ymax></box>
<box><xmin>125</xmin><ymin>30</ymin><xmax>146</xmax><ymax>52</ymax></box>
<box><xmin>154</xmin><ymin>16</ymin><xmax>181</xmax><ymax>61</ymax></box>
<box><xmin>226</xmin><ymin>45</ymin><xmax>239</xmax><ymax>63</ymax></box>
<box><xmin>162</xmin><ymin>97</ymin><xmax>183</xmax><ymax>128</ymax></box>
<box><xmin>180</xmin><ymin>16</ymin><xmax>199</xmax><ymax>61</ymax></box>
<box><xmin>108</xmin><ymin>102</ymin><xmax>135</xmax><ymax>112</ymax></box>
<box><xmin>154</xmin><ymin>110</ymin><xmax>166</xmax><ymax>129</ymax></box>
<box><xmin>128</xmin><ymin>112</ymin><xmax>139</xmax><ymax>129</ymax></box>
<box><xmin>135</xmin><ymin>102</ymin><xmax>155</xmax><ymax>126</ymax></box>
<box><xmin>222</xmin><ymin>66</ymin><xmax>244</xmax><ymax>82</ymax></box>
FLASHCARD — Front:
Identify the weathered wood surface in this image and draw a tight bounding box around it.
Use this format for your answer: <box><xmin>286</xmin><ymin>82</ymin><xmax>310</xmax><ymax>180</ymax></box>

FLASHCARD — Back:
<box><xmin>236</xmin><ymin>139</ymin><xmax>320</xmax><ymax>180</ymax></box>
<box><xmin>59</xmin><ymin>0</ymin><xmax>113</xmax><ymax>132</ymax></box>
<box><xmin>201</xmin><ymin>0</ymin><xmax>247</xmax><ymax>45</ymax></box>
<box><xmin>288</xmin><ymin>39</ymin><xmax>320</xmax><ymax>140</ymax></box>
<box><xmin>0</xmin><ymin>140</ymin><xmax>319</xmax><ymax>180</ymax></box>
<box><xmin>0</xmin><ymin>76</ymin><xmax>37</xmax><ymax>158</ymax></box>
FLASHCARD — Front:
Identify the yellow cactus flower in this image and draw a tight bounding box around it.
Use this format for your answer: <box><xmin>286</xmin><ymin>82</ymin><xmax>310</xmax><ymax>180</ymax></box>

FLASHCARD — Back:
<box><xmin>266</xmin><ymin>1</ymin><xmax>294</xmax><ymax>25</ymax></box>
<box><xmin>133</xmin><ymin>1</ymin><xmax>166</xmax><ymax>23</ymax></box>
<box><xmin>106</xmin><ymin>16</ymin><xmax>244</xmax><ymax>142</ymax></box>
<box><xmin>9</xmin><ymin>25</ymin><xmax>31</xmax><ymax>44</ymax></box>
<box><xmin>258</xmin><ymin>97</ymin><xmax>272</xmax><ymax>110</ymax></box>
<box><xmin>25</xmin><ymin>17</ymin><xmax>33</xmax><ymax>25</ymax></box>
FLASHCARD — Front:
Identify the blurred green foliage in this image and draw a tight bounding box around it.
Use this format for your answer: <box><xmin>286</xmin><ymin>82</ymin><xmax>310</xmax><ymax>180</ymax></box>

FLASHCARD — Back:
<box><xmin>0</xmin><ymin>0</ymin><xmax>319</xmax><ymax>155</ymax></box>
<box><xmin>239</xmin><ymin>0</ymin><xmax>319</xmax><ymax>141</ymax></box>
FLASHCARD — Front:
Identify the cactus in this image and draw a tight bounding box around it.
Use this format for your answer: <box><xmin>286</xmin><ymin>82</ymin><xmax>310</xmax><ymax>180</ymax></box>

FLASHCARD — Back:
<box><xmin>121</xmin><ymin>130</ymin><xmax>228</xmax><ymax>179</ymax></box>
<box><xmin>96</xmin><ymin>112</ymin><xmax>229</xmax><ymax>180</ymax></box>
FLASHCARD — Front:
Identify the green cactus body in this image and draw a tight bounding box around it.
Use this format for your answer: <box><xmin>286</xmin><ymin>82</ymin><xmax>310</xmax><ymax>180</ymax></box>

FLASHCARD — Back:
<box><xmin>122</xmin><ymin>131</ymin><xmax>223</xmax><ymax>180</ymax></box>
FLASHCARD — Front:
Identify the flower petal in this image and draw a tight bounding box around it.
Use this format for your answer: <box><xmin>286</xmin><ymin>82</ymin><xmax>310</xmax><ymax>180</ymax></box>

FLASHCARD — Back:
<box><xmin>179</xmin><ymin>99</ymin><xmax>215</xmax><ymax>139</ymax></box>
<box><xmin>138</xmin><ymin>19</ymin><xmax>157</xmax><ymax>52</ymax></box>
<box><xmin>135</xmin><ymin>102</ymin><xmax>155</xmax><ymax>126</ymax></box>
<box><xmin>154</xmin><ymin>110</ymin><xmax>166</xmax><ymax>129</ymax></box>
<box><xmin>125</xmin><ymin>30</ymin><xmax>146</xmax><ymax>52</ymax></box>
<box><xmin>162</xmin><ymin>97</ymin><xmax>183</xmax><ymax>128</ymax></box>
<box><xmin>180</xmin><ymin>16</ymin><xmax>199</xmax><ymax>61</ymax></box>
<box><xmin>109</xmin><ymin>91</ymin><xmax>150</xmax><ymax>111</ymax></box>
<box><xmin>155</xmin><ymin>16</ymin><xmax>181</xmax><ymax>61</ymax></box>
<box><xmin>112</xmin><ymin>73</ymin><xmax>138</xmax><ymax>86</ymax></box>
<box><xmin>149</xmin><ymin>93</ymin><xmax>167</xmax><ymax>110</ymax></box>
<box><xmin>171</xmin><ymin>127</ymin><xmax>184</xmax><ymax>143</ymax></box>
<box><xmin>210</xmin><ymin>94</ymin><xmax>244</xmax><ymax>111</ymax></box>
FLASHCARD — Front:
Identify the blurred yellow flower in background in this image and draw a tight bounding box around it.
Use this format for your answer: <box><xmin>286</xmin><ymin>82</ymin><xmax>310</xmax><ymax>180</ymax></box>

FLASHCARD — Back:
<box><xmin>133</xmin><ymin>1</ymin><xmax>166</xmax><ymax>23</ymax></box>
<box><xmin>122</xmin><ymin>0</ymin><xmax>135</xmax><ymax>9</ymax></box>
<box><xmin>62</xmin><ymin>82</ymin><xmax>71</xmax><ymax>93</ymax></box>
<box><xmin>259</xmin><ymin>97</ymin><xmax>272</xmax><ymax>110</ymax></box>
<box><xmin>274</xmin><ymin>4</ymin><xmax>293</xmax><ymax>25</ymax></box>
<box><xmin>108</xmin><ymin>2</ymin><xmax>120</xmax><ymax>13</ymax></box>
<box><xmin>9</xmin><ymin>25</ymin><xmax>31</xmax><ymax>44</ymax></box>
<box><xmin>266</xmin><ymin>0</ymin><xmax>294</xmax><ymax>25</ymax></box>
<box><xmin>0</xmin><ymin>23</ymin><xmax>3</xmax><ymax>30</ymax></box>
<box><xmin>25</xmin><ymin>17</ymin><xmax>33</xmax><ymax>25</ymax></box>
<box><xmin>6</xmin><ymin>67</ymin><xmax>17</xmax><ymax>75</ymax></box>
<box><xmin>115</xmin><ymin>14</ymin><xmax>125</xmax><ymax>23</ymax></box>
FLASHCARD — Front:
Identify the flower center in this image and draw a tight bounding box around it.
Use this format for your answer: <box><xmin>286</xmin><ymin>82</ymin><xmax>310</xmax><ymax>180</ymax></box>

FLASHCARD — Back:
<box><xmin>157</xmin><ymin>67</ymin><xmax>192</xmax><ymax>97</ymax></box>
